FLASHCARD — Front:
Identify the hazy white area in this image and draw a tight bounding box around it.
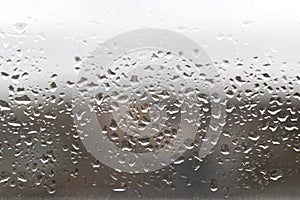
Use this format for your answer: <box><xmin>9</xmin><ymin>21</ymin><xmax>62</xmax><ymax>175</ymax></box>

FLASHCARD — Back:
<box><xmin>0</xmin><ymin>0</ymin><xmax>299</xmax><ymax>97</ymax></box>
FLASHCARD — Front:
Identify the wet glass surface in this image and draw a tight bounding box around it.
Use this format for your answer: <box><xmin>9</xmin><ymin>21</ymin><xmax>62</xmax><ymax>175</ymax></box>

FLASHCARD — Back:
<box><xmin>0</xmin><ymin>0</ymin><xmax>299</xmax><ymax>199</ymax></box>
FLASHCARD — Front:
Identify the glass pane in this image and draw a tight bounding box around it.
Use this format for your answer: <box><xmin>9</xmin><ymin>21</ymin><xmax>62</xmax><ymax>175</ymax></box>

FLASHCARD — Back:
<box><xmin>0</xmin><ymin>1</ymin><xmax>299</xmax><ymax>199</ymax></box>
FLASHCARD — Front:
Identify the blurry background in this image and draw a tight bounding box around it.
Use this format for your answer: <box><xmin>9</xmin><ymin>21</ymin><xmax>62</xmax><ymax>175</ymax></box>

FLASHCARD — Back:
<box><xmin>0</xmin><ymin>0</ymin><xmax>299</xmax><ymax>199</ymax></box>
